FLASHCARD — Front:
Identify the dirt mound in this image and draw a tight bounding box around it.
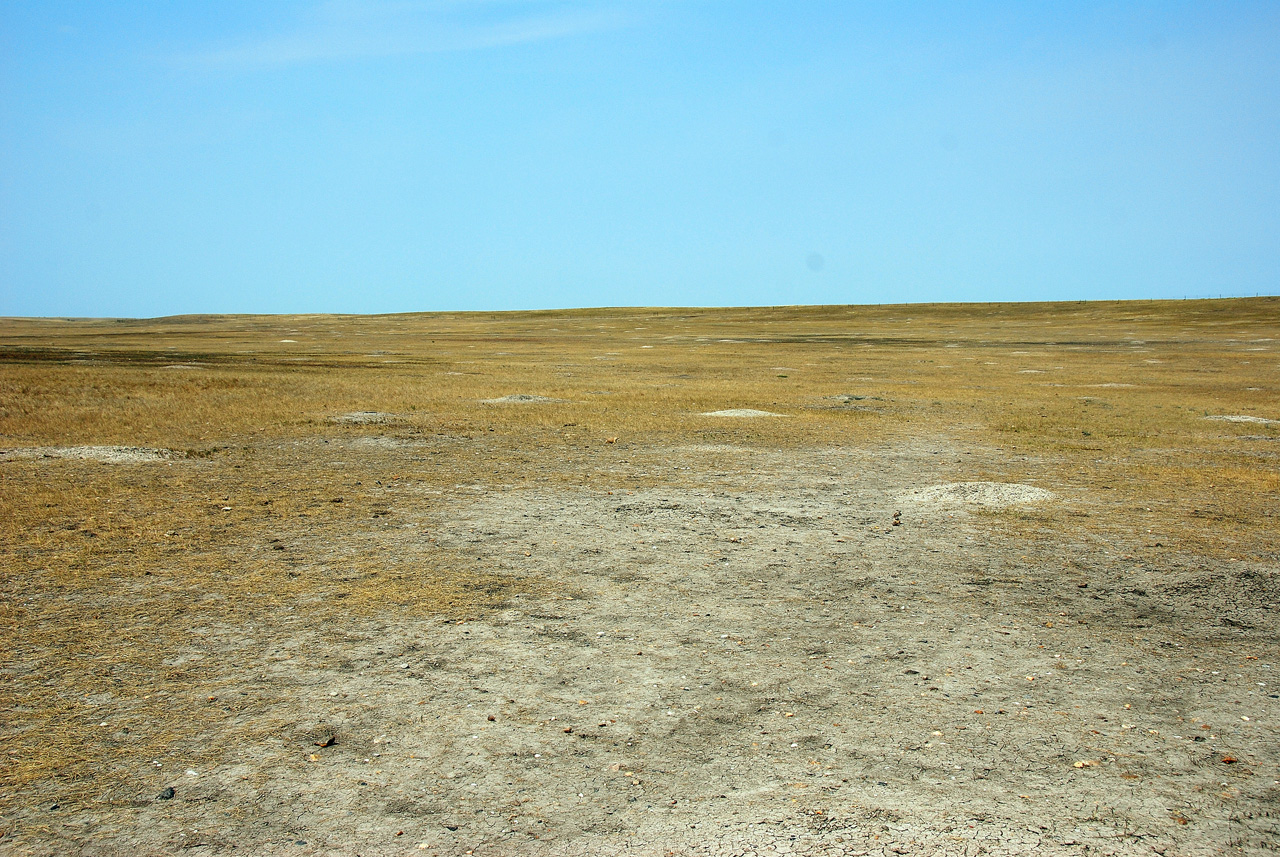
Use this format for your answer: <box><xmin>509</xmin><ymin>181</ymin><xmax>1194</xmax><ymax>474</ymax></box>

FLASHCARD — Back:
<box><xmin>1205</xmin><ymin>414</ymin><xmax>1278</xmax><ymax>426</ymax></box>
<box><xmin>481</xmin><ymin>394</ymin><xmax>566</xmax><ymax>404</ymax></box>
<box><xmin>1</xmin><ymin>446</ymin><xmax>174</xmax><ymax>464</ymax></box>
<box><xmin>910</xmin><ymin>481</ymin><xmax>1055</xmax><ymax>509</ymax></box>
<box><xmin>331</xmin><ymin>411</ymin><xmax>400</xmax><ymax>425</ymax></box>
<box><xmin>813</xmin><ymin>394</ymin><xmax>884</xmax><ymax>412</ymax></box>
<box><xmin>701</xmin><ymin>408</ymin><xmax>788</xmax><ymax>417</ymax></box>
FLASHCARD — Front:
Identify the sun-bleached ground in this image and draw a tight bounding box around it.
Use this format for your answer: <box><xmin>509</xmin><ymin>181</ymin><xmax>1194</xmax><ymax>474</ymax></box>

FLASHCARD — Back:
<box><xmin>1</xmin><ymin>299</ymin><xmax>1277</xmax><ymax>855</ymax></box>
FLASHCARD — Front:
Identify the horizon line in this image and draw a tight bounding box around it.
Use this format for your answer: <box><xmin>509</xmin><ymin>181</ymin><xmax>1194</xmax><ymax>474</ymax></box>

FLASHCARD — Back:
<box><xmin>3</xmin><ymin>294</ymin><xmax>1276</xmax><ymax>324</ymax></box>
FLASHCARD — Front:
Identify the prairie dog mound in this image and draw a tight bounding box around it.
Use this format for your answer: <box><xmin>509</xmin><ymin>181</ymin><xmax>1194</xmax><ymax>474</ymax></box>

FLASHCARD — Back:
<box><xmin>910</xmin><ymin>481</ymin><xmax>1055</xmax><ymax>509</ymax></box>
<box><xmin>331</xmin><ymin>411</ymin><xmax>399</xmax><ymax>425</ymax></box>
<box><xmin>1</xmin><ymin>446</ymin><xmax>173</xmax><ymax>464</ymax></box>
<box><xmin>701</xmin><ymin>408</ymin><xmax>788</xmax><ymax>417</ymax></box>
<box><xmin>1205</xmin><ymin>414</ymin><xmax>1278</xmax><ymax>425</ymax></box>
<box><xmin>481</xmin><ymin>394</ymin><xmax>566</xmax><ymax>404</ymax></box>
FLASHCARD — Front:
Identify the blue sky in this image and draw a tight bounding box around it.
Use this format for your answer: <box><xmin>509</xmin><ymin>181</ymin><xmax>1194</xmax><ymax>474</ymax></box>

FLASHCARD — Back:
<box><xmin>1</xmin><ymin>1</ymin><xmax>1277</xmax><ymax>317</ymax></box>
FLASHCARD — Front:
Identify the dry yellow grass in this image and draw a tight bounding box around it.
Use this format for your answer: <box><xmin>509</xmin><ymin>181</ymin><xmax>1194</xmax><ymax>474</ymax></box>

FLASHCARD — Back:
<box><xmin>1</xmin><ymin>298</ymin><xmax>1277</xmax><ymax>817</ymax></box>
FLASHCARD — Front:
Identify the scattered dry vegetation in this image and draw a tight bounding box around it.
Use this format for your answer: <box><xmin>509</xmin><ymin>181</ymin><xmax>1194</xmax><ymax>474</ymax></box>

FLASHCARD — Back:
<box><xmin>0</xmin><ymin>298</ymin><xmax>1277</xmax><ymax>852</ymax></box>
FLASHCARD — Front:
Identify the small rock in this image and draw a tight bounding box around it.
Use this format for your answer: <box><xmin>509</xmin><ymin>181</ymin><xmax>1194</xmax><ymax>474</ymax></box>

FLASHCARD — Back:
<box><xmin>157</xmin><ymin>787</ymin><xmax>175</xmax><ymax>800</ymax></box>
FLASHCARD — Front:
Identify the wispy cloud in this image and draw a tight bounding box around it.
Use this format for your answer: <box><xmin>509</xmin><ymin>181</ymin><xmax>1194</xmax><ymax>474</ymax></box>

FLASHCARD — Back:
<box><xmin>179</xmin><ymin>1</ymin><xmax>632</xmax><ymax>68</ymax></box>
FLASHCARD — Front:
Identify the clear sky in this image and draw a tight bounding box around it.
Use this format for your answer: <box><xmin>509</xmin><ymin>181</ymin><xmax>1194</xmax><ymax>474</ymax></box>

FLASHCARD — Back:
<box><xmin>2</xmin><ymin>2</ymin><xmax>1278</xmax><ymax>317</ymax></box>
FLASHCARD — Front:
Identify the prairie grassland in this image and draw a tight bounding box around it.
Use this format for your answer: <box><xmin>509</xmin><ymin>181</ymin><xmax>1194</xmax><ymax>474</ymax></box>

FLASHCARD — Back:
<box><xmin>4</xmin><ymin>299</ymin><xmax>1276</xmax><ymax>541</ymax></box>
<box><xmin>0</xmin><ymin>298</ymin><xmax>1277</xmax><ymax>842</ymax></box>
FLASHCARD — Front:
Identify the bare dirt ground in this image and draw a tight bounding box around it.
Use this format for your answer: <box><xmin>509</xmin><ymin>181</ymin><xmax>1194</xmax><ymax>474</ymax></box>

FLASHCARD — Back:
<box><xmin>1</xmin><ymin>300</ymin><xmax>1278</xmax><ymax>856</ymax></box>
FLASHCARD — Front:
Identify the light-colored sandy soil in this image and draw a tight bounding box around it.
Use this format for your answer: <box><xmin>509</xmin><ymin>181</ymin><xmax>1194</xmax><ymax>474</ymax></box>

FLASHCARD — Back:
<box><xmin>4</xmin><ymin>437</ymin><xmax>1275</xmax><ymax>857</ymax></box>
<box><xmin>1</xmin><ymin>300</ymin><xmax>1277</xmax><ymax>856</ymax></box>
